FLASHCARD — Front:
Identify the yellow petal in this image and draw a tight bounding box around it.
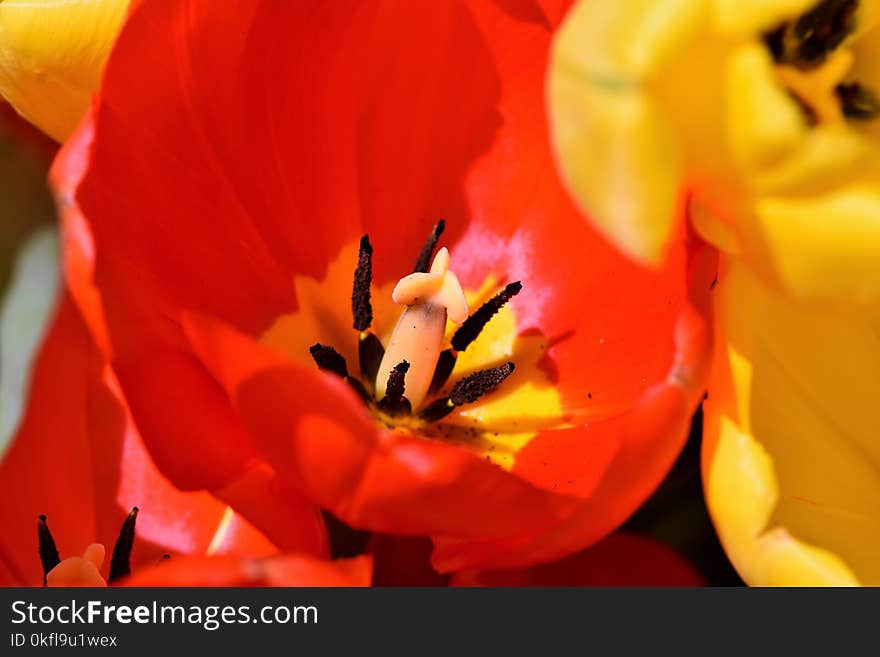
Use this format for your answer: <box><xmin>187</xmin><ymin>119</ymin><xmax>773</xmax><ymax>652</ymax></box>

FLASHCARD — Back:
<box><xmin>547</xmin><ymin>0</ymin><xmax>709</xmax><ymax>264</ymax></box>
<box><xmin>750</xmin><ymin>184</ymin><xmax>880</xmax><ymax>305</ymax></box>
<box><xmin>748</xmin><ymin>125</ymin><xmax>871</xmax><ymax>196</ymax></box>
<box><xmin>711</xmin><ymin>0</ymin><xmax>816</xmax><ymax>39</ymax></box>
<box><xmin>851</xmin><ymin>0</ymin><xmax>880</xmax><ymax>39</ymax></box>
<box><xmin>724</xmin><ymin>42</ymin><xmax>807</xmax><ymax>170</ymax></box>
<box><xmin>547</xmin><ymin>74</ymin><xmax>682</xmax><ymax>264</ymax></box>
<box><xmin>703</xmin><ymin>259</ymin><xmax>880</xmax><ymax>585</ymax></box>
<box><xmin>0</xmin><ymin>0</ymin><xmax>128</xmax><ymax>141</ymax></box>
<box><xmin>724</xmin><ymin>43</ymin><xmax>871</xmax><ymax>196</ymax></box>
<box><xmin>848</xmin><ymin>19</ymin><xmax>880</xmax><ymax>142</ymax></box>
<box><xmin>551</xmin><ymin>0</ymin><xmax>708</xmax><ymax>83</ymax></box>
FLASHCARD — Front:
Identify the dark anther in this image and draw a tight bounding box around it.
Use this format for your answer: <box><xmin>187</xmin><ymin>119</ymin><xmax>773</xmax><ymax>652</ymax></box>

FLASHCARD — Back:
<box><xmin>160</xmin><ymin>554</ymin><xmax>171</xmax><ymax>562</ymax></box>
<box><xmin>309</xmin><ymin>343</ymin><xmax>349</xmax><ymax>378</ymax></box>
<box><xmin>358</xmin><ymin>332</ymin><xmax>385</xmax><ymax>387</ymax></box>
<box><xmin>413</xmin><ymin>219</ymin><xmax>446</xmax><ymax>273</ymax></box>
<box><xmin>352</xmin><ymin>234</ymin><xmax>373</xmax><ymax>331</ymax></box>
<box><xmin>451</xmin><ymin>282</ymin><xmax>522</xmax><ymax>352</ymax></box>
<box><xmin>836</xmin><ymin>82</ymin><xmax>880</xmax><ymax>119</ymax></box>
<box><xmin>428</xmin><ymin>348</ymin><xmax>458</xmax><ymax>394</ymax></box>
<box><xmin>420</xmin><ymin>363</ymin><xmax>515</xmax><ymax>423</ymax></box>
<box><xmin>309</xmin><ymin>343</ymin><xmax>371</xmax><ymax>402</ymax></box>
<box><xmin>383</xmin><ymin>361</ymin><xmax>410</xmax><ymax>403</ymax></box>
<box><xmin>38</xmin><ymin>515</ymin><xmax>61</xmax><ymax>587</ymax></box>
<box><xmin>108</xmin><ymin>506</ymin><xmax>138</xmax><ymax>582</ymax></box>
<box><xmin>766</xmin><ymin>0</ymin><xmax>858</xmax><ymax>66</ymax></box>
<box><xmin>792</xmin><ymin>0</ymin><xmax>857</xmax><ymax>64</ymax></box>
<box><xmin>764</xmin><ymin>24</ymin><xmax>786</xmax><ymax>60</ymax></box>
<box><xmin>450</xmin><ymin>363</ymin><xmax>515</xmax><ymax>405</ymax></box>
<box><xmin>378</xmin><ymin>361</ymin><xmax>411</xmax><ymax>415</ymax></box>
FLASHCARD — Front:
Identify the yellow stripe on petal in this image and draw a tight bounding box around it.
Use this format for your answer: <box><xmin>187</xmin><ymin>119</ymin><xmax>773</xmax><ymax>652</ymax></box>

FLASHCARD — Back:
<box><xmin>703</xmin><ymin>260</ymin><xmax>880</xmax><ymax>585</ymax></box>
<box><xmin>0</xmin><ymin>0</ymin><xmax>128</xmax><ymax>141</ymax></box>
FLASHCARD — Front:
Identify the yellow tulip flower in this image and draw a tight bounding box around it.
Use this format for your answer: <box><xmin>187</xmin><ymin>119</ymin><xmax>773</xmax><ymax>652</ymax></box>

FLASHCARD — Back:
<box><xmin>704</xmin><ymin>260</ymin><xmax>878</xmax><ymax>585</ymax></box>
<box><xmin>549</xmin><ymin>0</ymin><xmax>880</xmax><ymax>307</ymax></box>
<box><xmin>0</xmin><ymin>0</ymin><xmax>128</xmax><ymax>142</ymax></box>
<box><xmin>549</xmin><ymin>0</ymin><xmax>880</xmax><ymax>585</ymax></box>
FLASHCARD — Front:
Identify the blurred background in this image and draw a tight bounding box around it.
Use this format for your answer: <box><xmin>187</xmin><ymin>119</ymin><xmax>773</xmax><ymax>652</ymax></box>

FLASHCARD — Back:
<box><xmin>0</xmin><ymin>103</ymin><xmax>59</xmax><ymax>467</ymax></box>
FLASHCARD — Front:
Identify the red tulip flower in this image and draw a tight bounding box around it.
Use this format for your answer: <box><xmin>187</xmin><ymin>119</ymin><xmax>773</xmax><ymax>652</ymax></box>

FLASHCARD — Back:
<box><xmin>0</xmin><ymin>294</ymin><xmax>366</xmax><ymax>587</ymax></box>
<box><xmin>53</xmin><ymin>0</ymin><xmax>714</xmax><ymax>572</ymax></box>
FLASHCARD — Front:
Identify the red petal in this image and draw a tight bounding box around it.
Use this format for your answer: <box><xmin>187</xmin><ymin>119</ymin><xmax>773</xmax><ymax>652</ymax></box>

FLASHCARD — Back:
<box><xmin>122</xmin><ymin>554</ymin><xmax>372</xmax><ymax>587</ymax></box>
<box><xmin>452</xmin><ymin>532</ymin><xmax>704</xmax><ymax>586</ymax></box>
<box><xmin>0</xmin><ymin>297</ymin><xmax>98</xmax><ymax>585</ymax></box>
<box><xmin>0</xmin><ymin>296</ymin><xmax>292</xmax><ymax>585</ymax></box>
<box><xmin>52</xmin><ymin>120</ymin><xmax>329</xmax><ymax>558</ymax></box>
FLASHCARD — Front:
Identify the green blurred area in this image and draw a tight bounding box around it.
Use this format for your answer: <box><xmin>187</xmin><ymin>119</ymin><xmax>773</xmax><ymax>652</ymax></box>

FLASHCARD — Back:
<box><xmin>0</xmin><ymin>106</ymin><xmax>60</xmax><ymax>457</ymax></box>
<box><xmin>0</xmin><ymin>106</ymin><xmax>56</xmax><ymax>293</ymax></box>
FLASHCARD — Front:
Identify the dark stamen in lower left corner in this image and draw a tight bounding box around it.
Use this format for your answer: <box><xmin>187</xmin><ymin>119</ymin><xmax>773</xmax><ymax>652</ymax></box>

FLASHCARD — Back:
<box><xmin>108</xmin><ymin>507</ymin><xmax>138</xmax><ymax>582</ymax></box>
<box><xmin>38</xmin><ymin>515</ymin><xmax>61</xmax><ymax>587</ymax></box>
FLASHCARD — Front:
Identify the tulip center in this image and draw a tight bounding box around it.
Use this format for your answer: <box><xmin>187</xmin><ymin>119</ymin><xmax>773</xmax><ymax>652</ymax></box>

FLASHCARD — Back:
<box><xmin>765</xmin><ymin>0</ymin><xmax>880</xmax><ymax>124</ymax></box>
<box><xmin>306</xmin><ymin>221</ymin><xmax>520</xmax><ymax>428</ymax></box>
<box><xmin>37</xmin><ymin>508</ymin><xmax>142</xmax><ymax>587</ymax></box>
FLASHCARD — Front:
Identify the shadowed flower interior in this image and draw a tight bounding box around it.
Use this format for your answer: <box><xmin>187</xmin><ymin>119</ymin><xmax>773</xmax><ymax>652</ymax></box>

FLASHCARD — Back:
<box><xmin>766</xmin><ymin>0</ymin><xmax>880</xmax><ymax>127</ymax></box>
<box><xmin>263</xmin><ymin>221</ymin><xmax>566</xmax><ymax>470</ymax></box>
